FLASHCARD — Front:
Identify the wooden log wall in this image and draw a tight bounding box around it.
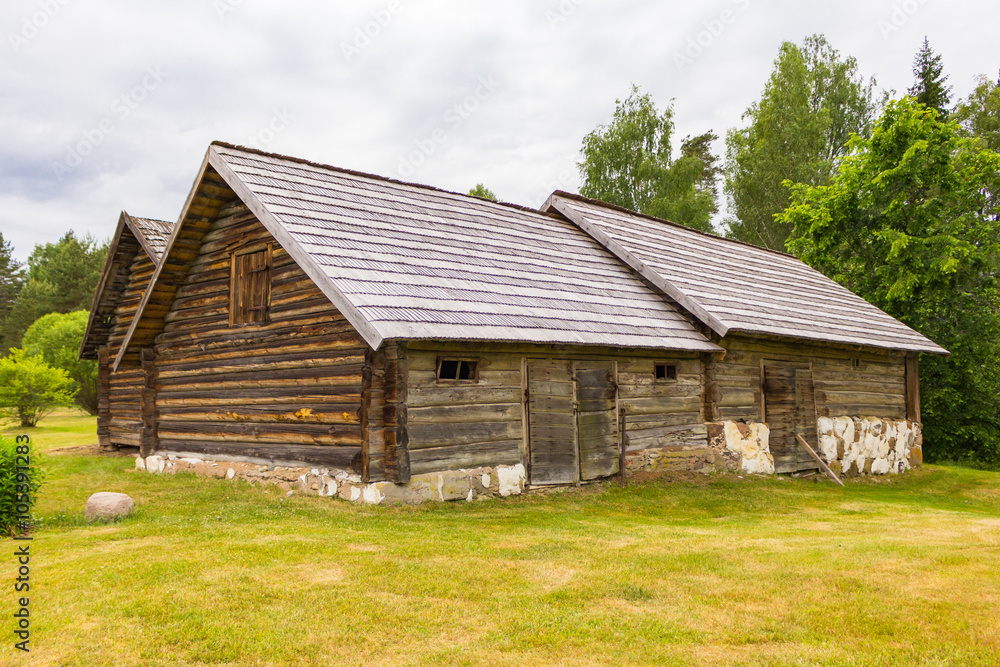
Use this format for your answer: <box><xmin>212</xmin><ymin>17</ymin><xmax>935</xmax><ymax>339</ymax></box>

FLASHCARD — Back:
<box><xmin>716</xmin><ymin>336</ymin><xmax>907</xmax><ymax>422</ymax></box>
<box><xmin>405</xmin><ymin>345</ymin><xmax>524</xmax><ymax>476</ymax></box>
<box><xmin>150</xmin><ymin>203</ymin><xmax>368</xmax><ymax>472</ymax></box>
<box><xmin>106</xmin><ymin>244</ymin><xmax>156</xmax><ymax>447</ymax></box>
<box><xmin>404</xmin><ymin>343</ymin><xmax>705</xmax><ymax>478</ymax></box>
<box><xmin>616</xmin><ymin>355</ymin><xmax>705</xmax><ymax>452</ymax></box>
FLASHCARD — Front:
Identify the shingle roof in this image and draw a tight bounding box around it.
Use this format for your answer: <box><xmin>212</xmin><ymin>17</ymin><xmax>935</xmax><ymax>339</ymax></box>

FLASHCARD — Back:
<box><xmin>78</xmin><ymin>212</ymin><xmax>174</xmax><ymax>360</ymax></box>
<box><xmin>130</xmin><ymin>215</ymin><xmax>173</xmax><ymax>260</ymax></box>
<box><xmin>543</xmin><ymin>193</ymin><xmax>947</xmax><ymax>355</ymax></box>
<box><xmin>132</xmin><ymin>143</ymin><xmax>720</xmax><ymax>353</ymax></box>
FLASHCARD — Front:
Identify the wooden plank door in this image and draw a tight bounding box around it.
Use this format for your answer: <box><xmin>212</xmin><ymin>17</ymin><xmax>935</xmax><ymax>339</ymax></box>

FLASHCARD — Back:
<box><xmin>763</xmin><ymin>363</ymin><xmax>819</xmax><ymax>473</ymax></box>
<box><xmin>574</xmin><ymin>361</ymin><xmax>619</xmax><ymax>480</ymax></box>
<box><xmin>792</xmin><ymin>367</ymin><xmax>820</xmax><ymax>472</ymax></box>
<box><xmin>527</xmin><ymin>359</ymin><xmax>579</xmax><ymax>485</ymax></box>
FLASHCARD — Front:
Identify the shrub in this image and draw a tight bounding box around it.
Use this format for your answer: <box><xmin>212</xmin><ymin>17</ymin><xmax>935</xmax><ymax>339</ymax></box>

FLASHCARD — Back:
<box><xmin>0</xmin><ymin>436</ymin><xmax>44</xmax><ymax>536</ymax></box>
<box><xmin>0</xmin><ymin>348</ymin><xmax>77</xmax><ymax>427</ymax></box>
<box><xmin>22</xmin><ymin>310</ymin><xmax>98</xmax><ymax>415</ymax></box>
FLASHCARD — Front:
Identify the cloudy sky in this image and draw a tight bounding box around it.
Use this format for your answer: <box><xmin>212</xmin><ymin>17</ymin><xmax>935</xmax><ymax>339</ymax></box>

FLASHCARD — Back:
<box><xmin>2</xmin><ymin>0</ymin><xmax>997</xmax><ymax>260</ymax></box>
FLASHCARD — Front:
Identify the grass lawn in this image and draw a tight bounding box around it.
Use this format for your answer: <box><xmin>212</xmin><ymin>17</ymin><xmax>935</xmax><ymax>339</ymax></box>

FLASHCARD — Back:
<box><xmin>2</xmin><ymin>415</ymin><xmax>999</xmax><ymax>666</ymax></box>
<box><xmin>1</xmin><ymin>408</ymin><xmax>99</xmax><ymax>454</ymax></box>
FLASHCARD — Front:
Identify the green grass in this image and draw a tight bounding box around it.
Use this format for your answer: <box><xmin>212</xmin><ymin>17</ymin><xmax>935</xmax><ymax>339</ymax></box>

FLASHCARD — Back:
<box><xmin>0</xmin><ymin>408</ymin><xmax>98</xmax><ymax>453</ymax></box>
<box><xmin>3</xmin><ymin>425</ymin><xmax>999</xmax><ymax>666</ymax></box>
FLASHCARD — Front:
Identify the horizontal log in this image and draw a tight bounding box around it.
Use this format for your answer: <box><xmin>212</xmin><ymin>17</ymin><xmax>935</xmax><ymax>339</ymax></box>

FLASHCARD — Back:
<box><xmin>619</xmin><ymin>396</ymin><xmax>701</xmax><ymax>416</ymax></box>
<box><xmin>154</xmin><ymin>314</ymin><xmax>349</xmax><ymax>345</ymax></box>
<box><xmin>409</xmin><ymin>370</ymin><xmax>523</xmax><ymax>387</ymax></box>
<box><xmin>157</xmin><ymin>373</ymin><xmax>362</xmax><ymax>393</ymax></box>
<box><xmin>719</xmin><ymin>388</ymin><xmax>756</xmax><ymax>408</ymax></box>
<box><xmin>157</xmin><ymin>420</ymin><xmax>361</xmax><ymax>446</ymax></box>
<box><xmin>156</xmin><ymin>440</ymin><xmax>362</xmax><ymax>471</ymax></box>
<box><xmin>719</xmin><ymin>406</ymin><xmax>759</xmax><ymax>420</ymax></box>
<box><xmin>156</xmin><ymin>349</ymin><xmax>368</xmax><ymax>379</ymax></box>
<box><xmin>110</xmin><ymin>432</ymin><xmax>141</xmax><ymax>446</ymax></box>
<box><xmin>815</xmin><ymin>390</ymin><xmax>904</xmax><ymax>405</ymax></box>
<box><xmin>156</xmin><ymin>387</ymin><xmax>361</xmax><ymax>405</ymax></box>
<box><xmin>625</xmin><ymin>413</ymin><xmax>706</xmax><ymax>431</ymax></box>
<box><xmin>156</xmin><ymin>362</ymin><xmax>364</xmax><ymax>388</ymax></box>
<box><xmin>626</xmin><ymin>428</ymin><xmax>708</xmax><ymax>452</ymax></box>
<box><xmin>157</xmin><ymin>405</ymin><xmax>360</xmax><ymax>424</ymax></box>
<box><xmin>408</xmin><ymin>420</ymin><xmax>522</xmax><ymax>449</ymax></box>
<box><xmin>628</xmin><ymin>423</ymin><xmax>707</xmax><ymax>441</ymax></box>
<box><xmin>408</xmin><ymin>402</ymin><xmax>521</xmax><ymax>425</ymax></box>
<box><xmin>154</xmin><ymin>330</ymin><xmax>364</xmax><ymax>363</ymax></box>
<box><xmin>528</xmin><ymin>395</ymin><xmax>574</xmax><ymax>412</ymax></box>
<box><xmin>401</xmin><ymin>440</ymin><xmax>520</xmax><ymax>475</ymax></box>
<box><xmin>407</xmin><ymin>385</ymin><xmax>522</xmax><ymax>408</ymax></box>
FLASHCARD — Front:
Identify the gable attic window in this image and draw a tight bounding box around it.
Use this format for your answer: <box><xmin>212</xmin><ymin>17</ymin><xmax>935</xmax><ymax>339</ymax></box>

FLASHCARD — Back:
<box><xmin>851</xmin><ymin>357</ymin><xmax>861</xmax><ymax>371</ymax></box>
<box><xmin>655</xmin><ymin>363</ymin><xmax>677</xmax><ymax>381</ymax></box>
<box><xmin>230</xmin><ymin>245</ymin><xmax>272</xmax><ymax>326</ymax></box>
<box><xmin>437</xmin><ymin>358</ymin><xmax>478</xmax><ymax>383</ymax></box>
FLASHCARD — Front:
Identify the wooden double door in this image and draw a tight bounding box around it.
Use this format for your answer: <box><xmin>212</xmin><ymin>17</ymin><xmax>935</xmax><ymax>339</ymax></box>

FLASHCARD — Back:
<box><xmin>762</xmin><ymin>362</ymin><xmax>820</xmax><ymax>474</ymax></box>
<box><xmin>525</xmin><ymin>359</ymin><xmax>620</xmax><ymax>485</ymax></box>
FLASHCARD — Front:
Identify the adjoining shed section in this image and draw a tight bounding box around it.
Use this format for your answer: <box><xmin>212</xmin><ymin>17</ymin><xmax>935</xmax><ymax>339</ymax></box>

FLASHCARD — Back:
<box><xmin>542</xmin><ymin>192</ymin><xmax>945</xmax><ymax>475</ymax></box>
<box><xmin>113</xmin><ymin>143</ymin><xmax>946</xmax><ymax>503</ymax></box>
<box><xmin>80</xmin><ymin>212</ymin><xmax>173</xmax><ymax>451</ymax></box>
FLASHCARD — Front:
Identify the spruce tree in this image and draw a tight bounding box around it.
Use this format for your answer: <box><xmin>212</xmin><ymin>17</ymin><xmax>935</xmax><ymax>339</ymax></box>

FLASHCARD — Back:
<box><xmin>908</xmin><ymin>36</ymin><xmax>952</xmax><ymax>116</ymax></box>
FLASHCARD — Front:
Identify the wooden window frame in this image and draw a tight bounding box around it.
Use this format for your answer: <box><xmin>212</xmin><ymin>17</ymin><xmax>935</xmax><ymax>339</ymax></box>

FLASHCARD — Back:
<box><xmin>850</xmin><ymin>357</ymin><xmax>862</xmax><ymax>371</ymax></box>
<box><xmin>435</xmin><ymin>357</ymin><xmax>480</xmax><ymax>384</ymax></box>
<box><xmin>654</xmin><ymin>362</ymin><xmax>678</xmax><ymax>382</ymax></box>
<box><xmin>229</xmin><ymin>243</ymin><xmax>272</xmax><ymax>327</ymax></box>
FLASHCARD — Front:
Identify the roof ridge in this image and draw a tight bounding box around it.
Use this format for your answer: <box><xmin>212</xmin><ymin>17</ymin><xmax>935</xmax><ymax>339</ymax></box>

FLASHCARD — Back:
<box><xmin>547</xmin><ymin>190</ymin><xmax>801</xmax><ymax>261</ymax></box>
<box><xmin>209</xmin><ymin>140</ymin><xmax>548</xmax><ymax>219</ymax></box>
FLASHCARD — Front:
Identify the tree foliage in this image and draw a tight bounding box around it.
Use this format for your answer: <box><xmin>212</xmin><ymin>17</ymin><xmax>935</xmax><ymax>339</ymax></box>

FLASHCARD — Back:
<box><xmin>22</xmin><ymin>311</ymin><xmax>97</xmax><ymax>415</ymax></box>
<box><xmin>908</xmin><ymin>37</ymin><xmax>952</xmax><ymax>117</ymax></box>
<box><xmin>725</xmin><ymin>34</ymin><xmax>879</xmax><ymax>250</ymax></box>
<box><xmin>954</xmin><ymin>71</ymin><xmax>1000</xmax><ymax>153</ymax></box>
<box><xmin>780</xmin><ymin>98</ymin><xmax>1000</xmax><ymax>464</ymax></box>
<box><xmin>0</xmin><ymin>349</ymin><xmax>77</xmax><ymax>427</ymax></box>
<box><xmin>0</xmin><ymin>233</ymin><xmax>23</xmax><ymax>328</ymax></box>
<box><xmin>468</xmin><ymin>184</ymin><xmax>497</xmax><ymax>201</ymax></box>
<box><xmin>579</xmin><ymin>85</ymin><xmax>718</xmax><ymax>233</ymax></box>
<box><xmin>0</xmin><ymin>231</ymin><xmax>107</xmax><ymax>352</ymax></box>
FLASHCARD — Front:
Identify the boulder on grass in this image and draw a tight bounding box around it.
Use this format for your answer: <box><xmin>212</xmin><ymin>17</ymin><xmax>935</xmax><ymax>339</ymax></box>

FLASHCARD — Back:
<box><xmin>85</xmin><ymin>492</ymin><xmax>134</xmax><ymax>522</ymax></box>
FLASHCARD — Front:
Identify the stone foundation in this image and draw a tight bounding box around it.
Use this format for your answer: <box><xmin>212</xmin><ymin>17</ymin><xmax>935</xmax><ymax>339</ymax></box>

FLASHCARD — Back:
<box><xmin>625</xmin><ymin>444</ymin><xmax>719</xmax><ymax>475</ymax></box>
<box><xmin>135</xmin><ymin>453</ymin><xmax>526</xmax><ymax>505</ymax></box>
<box><xmin>707</xmin><ymin>421</ymin><xmax>775</xmax><ymax>474</ymax></box>
<box><xmin>816</xmin><ymin>417</ymin><xmax>922</xmax><ymax>476</ymax></box>
<box><xmin>625</xmin><ymin>421</ymin><xmax>774</xmax><ymax>476</ymax></box>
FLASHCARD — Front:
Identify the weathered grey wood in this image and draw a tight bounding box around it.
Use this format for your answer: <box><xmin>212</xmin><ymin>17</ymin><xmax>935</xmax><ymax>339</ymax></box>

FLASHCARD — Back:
<box><xmin>409</xmin><ymin>440</ymin><xmax>521</xmax><ymax>475</ymax></box>
<box><xmin>527</xmin><ymin>359</ymin><xmax>578</xmax><ymax>485</ymax></box>
<box><xmin>97</xmin><ymin>346</ymin><xmax>112</xmax><ymax>450</ymax></box>
<box><xmin>139</xmin><ymin>348</ymin><xmax>158</xmax><ymax>457</ymax></box>
<box><xmin>905</xmin><ymin>353</ymin><xmax>921</xmax><ymax>423</ymax></box>
<box><xmin>407</xmin><ymin>421</ymin><xmax>522</xmax><ymax>449</ymax></box>
<box><xmin>796</xmin><ymin>434</ymin><xmax>845</xmax><ymax>487</ymax></box>
<box><xmin>544</xmin><ymin>192</ymin><xmax>946</xmax><ymax>355</ymax></box>
<box><xmin>156</xmin><ymin>440</ymin><xmax>363</xmax><ymax>471</ymax></box>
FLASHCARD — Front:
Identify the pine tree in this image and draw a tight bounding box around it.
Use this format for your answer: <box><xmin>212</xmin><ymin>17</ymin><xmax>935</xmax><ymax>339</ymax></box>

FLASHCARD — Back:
<box><xmin>908</xmin><ymin>36</ymin><xmax>952</xmax><ymax>116</ymax></box>
<box><xmin>0</xmin><ymin>233</ymin><xmax>24</xmax><ymax>352</ymax></box>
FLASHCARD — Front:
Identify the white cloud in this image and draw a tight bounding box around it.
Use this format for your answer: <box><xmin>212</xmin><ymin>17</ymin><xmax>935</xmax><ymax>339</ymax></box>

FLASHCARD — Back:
<box><xmin>0</xmin><ymin>0</ymin><xmax>996</xmax><ymax>258</ymax></box>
